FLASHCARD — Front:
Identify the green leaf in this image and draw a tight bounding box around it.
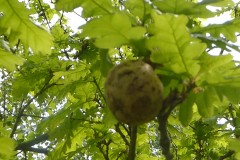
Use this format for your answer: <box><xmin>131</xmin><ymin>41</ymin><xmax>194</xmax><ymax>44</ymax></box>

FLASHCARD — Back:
<box><xmin>124</xmin><ymin>0</ymin><xmax>147</xmax><ymax>20</ymax></box>
<box><xmin>37</xmin><ymin>101</ymin><xmax>83</xmax><ymax>134</ymax></box>
<box><xmin>195</xmin><ymin>35</ymin><xmax>240</xmax><ymax>53</ymax></box>
<box><xmin>198</xmin><ymin>53</ymin><xmax>233</xmax><ymax>74</ymax></box>
<box><xmin>99</xmin><ymin>51</ymin><xmax>113</xmax><ymax>77</ymax></box>
<box><xmin>0</xmin><ymin>123</ymin><xmax>16</xmax><ymax>160</ymax></box>
<box><xmin>192</xmin><ymin>18</ymin><xmax>240</xmax><ymax>42</ymax></box>
<box><xmin>152</xmin><ymin>0</ymin><xmax>214</xmax><ymax>18</ymax></box>
<box><xmin>0</xmin><ymin>0</ymin><xmax>53</xmax><ymax>54</ymax></box>
<box><xmin>0</xmin><ymin>137</ymin><xmax>16</xmax><ymax>160</ymax></box>
<box><xmin>146</xmin><ymin>12</ymin><xmax>206</xmax><ymax>76</ymax></box>
<box><xmin>81</xmin><ymin>13</ymin><xmax>146</xmax><ymax>48</ymax></box>
<box><xmin>199</xmin><ymin>0</ymin><xmax>234</xmax><ymax>7</ymax></box>
<box><xmin>95</xmin><ymin>34</ymin><xmax>127</xmax><ymax>49</ymax></box>
<box><xmin>102</xmin><ymin>108</ymin><xmax>118</xmax><ymax>128</ymax></box>
<box><xmin>0</xmin><ymin>49</ymin><xmax>24</xmax><ymax>71</ymax></box>
<box><xmin>214</xmin><ymin>85</ymin><xmax>240</xmax><ymax>104</ymax></box>
<box><xmin>228</xmin><ymin>139</ymin><xmax>240</xmax><ymax>152</ymax></box>
<box><xmin>56</xmin><ymin>0</ymin><xmax>116</xmax><ymax>18</ymax></box>
<box><xmin>197</xmin><ymin>53</ymin><xmax>240</xmax><ymax>86</ymax></box>
<box><xmin>55</xmin><ymin>0</ymin><xmax>82</xmax><ymax>11</ymax></box>
<box><xmin>179</xmin><ymin>93</ymin><xmax>195</xmax><ymax>126</ymax></box>
<box><xmin>195</xmin><ymin>88</ymin><xmax>218</xmax><ymax>118</ymax></box>
<box><xmin>197</xmin><ymin>54</ymin><xmax>240</xmax><ymax>104</ymax></box>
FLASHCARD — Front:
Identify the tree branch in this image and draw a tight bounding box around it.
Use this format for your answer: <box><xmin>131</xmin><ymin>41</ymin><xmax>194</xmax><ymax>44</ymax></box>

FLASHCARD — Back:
<box><xmin>115</xmin><ymin>123</ymin><xmax>130</xmax><ymax>146</ymax></box>
<box><xmin>158</xmin><ymin>80</ymin><xmax>195</xmax><ymax>160</ymax></box>
<box><xmin>16</xmin><ymin>133</ymin><xmax>49</xmax><ymax>154</ymax></box>
<box><xmin>128</xmin><ymin>125</ymin><xmax>137</xmax><ymax>160</ymax></box>
<box><xmin>10</xmin><ymin>82</ymin><xmax>56</xmax><ymax>138</ymax></box>
<box><xmin>92</xmin><ymin>76</ymin><xmax>106</xmax><ymax>102</ymax></box>
<box><xmin>19</xmin><ymin>147</ymin><xmax>49</xmax><ymax>155</ymax></box>
<box><xmin>37</xmin><ymin>0</ymin><xmax>51</xmax><ymax>29</ymax></box>
<box><xmin>218</xmin><ymin>150</ymin><xmax>235</xmax><ymax>160</ymax></box>
<box><xmin>97</xmin><ymin>139</ymin><xmax>111</xmax><ymax>160</ymax></box>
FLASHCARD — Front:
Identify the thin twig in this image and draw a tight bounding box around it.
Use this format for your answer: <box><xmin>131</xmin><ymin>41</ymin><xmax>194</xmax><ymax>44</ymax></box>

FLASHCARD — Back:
<box><xmin>37</xmin><ymin>0</ymin><xmax>51</xmax><ymax>29</ymax></box>
<box><xmin>115</xmin><ymin>123</ymin><xmax>130</xmax><ymax>146</ymax></box>
<box><xmin>92</xmin><ymin>76</ymin><xmax>106</xmax><ymax>102</ymax></box>
<box><xmin>10</xmin><ymin>82</ymin><xmax>56</xmax><ymax>138</ymax></box>
<box><xmin>121</xmin><ymin>123</ymin><xmax>130</xmax><ymax>135</ymax></box>
<box><xmin>1</xmin><ymin>70</ymin><xmax>7</xmax><ymax>124</ymax></box>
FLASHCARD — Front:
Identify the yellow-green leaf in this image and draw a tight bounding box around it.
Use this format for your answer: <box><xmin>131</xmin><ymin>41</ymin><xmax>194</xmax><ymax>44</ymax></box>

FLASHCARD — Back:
<box><xmin>56</xmin><ymin>0</ymin><xmax>115</xmax><ymax>18</ymax></box>
<box><xmin>195</xmin><ymin>88</ymin><xmax>218</xmax><ymax>118</ymax></box>
<box><xmin>0</xmin><ymin>49</ymin><xmax>24</xmax><ymax>71</ymax></box>
<box><xmin>0</xmin><ymin>0</ymin><xmax>53</xmax><ymax>54</ymax></box>
<box><xmin>81</xmin><ymin>13</ymin><xmax>146</xmax><ymax>48</ymax></box>
<box><xmin>179</xmin><ymin>94</ymin><xmax>195</xmax><ymax>126</ymax></box>
<box><xmin>0</xmin><ymin>137</ymin><xmax>16</xmax><ymax>160</ymax></box>
<box><xmin>147</xmin><ymin>11</ymin><xmax>206</xmax><ymax>76</ymax></box>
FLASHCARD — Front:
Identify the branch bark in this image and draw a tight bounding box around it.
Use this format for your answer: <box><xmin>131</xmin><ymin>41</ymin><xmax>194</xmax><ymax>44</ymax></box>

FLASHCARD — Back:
<box><xmin>128</xmin><ymin>125</ymin><xmax>137</xmax><ymax>160</ymax></box>
<box><xmin>158</xmin><ymin>80</ymin><xmax>195</xmax><ymax>160</ymax></box>
<box><xmin>16</xmin><ymin>133</ymin><xmax>49</xmax><ymax>154</ymax></box>
<box><xmin>115</xmin><ymin>123</ymin><xmax>130</xmax><ymax>146</ymax></box>
<box><xmin>218</xmin><ymin>150</ymin><xmax>235</xmax><ymax>160</ymax></box>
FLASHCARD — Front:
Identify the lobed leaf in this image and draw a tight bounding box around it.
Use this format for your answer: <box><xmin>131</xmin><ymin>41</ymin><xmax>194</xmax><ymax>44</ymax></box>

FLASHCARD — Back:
<box><xmin>198</xmin><ymin>53</ymin><xmax>233</xmax><ymax>74</ymax></box>
<box><xmin>192</xmin><ymin>18</ymin><xmax>240</xmax><ymax>42</ymax></box>
<box><xmin>197</xmin><ymin>54</ymin><xmax>240</xmax><ymax>86</ymax></box>
<box><xmin>56</xmin><ymin>0</ymin><xmax>116</xmax><ymax>18</ymax></box>
<box><xmin>146</xmin><ymin>11</ymin><xmax>206</xmax><ymax>76</ymax></box>
<box><xmin>124</xmin><ymin>0</ymin><xmax>152</xmax><ymax>21</ymax></box>
<box><xmin>80</xmin><ymin>12</ymin><xmax>146</xmax><ymax>48</ymax></box>
<box><xmin>199</xmin><ymin>0</ymin><xmax>234</xmax><ymax>7</ymax></box>
<box><xmin>0</xmin><ymin>49</ymin><xmax>24</xmax><ymax>71</ymax></box>
<box><xmin>197</xmin><ymin>53</ymin><xmax>240</xmax><ymax>105</ymax></box>
<box><xmin>0</xmin><ymin>0</ymin><xmax>53</xmax><ymax>54</ymax></box>
<box><xmin>152</xmin><ymin>0</ymin><xmax>214</xmax><ymax>18</ymax></box>
<box><xmin>214</xmin><ymin>85</ymin><xmax>240</xmax><ymax>104</ymax></box>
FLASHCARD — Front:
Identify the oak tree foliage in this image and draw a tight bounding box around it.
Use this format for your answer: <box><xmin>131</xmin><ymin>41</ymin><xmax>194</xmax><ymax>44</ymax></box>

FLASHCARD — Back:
<box><xmin>1</xmin><ymin>0</ymin><xmax>240</xmax><ymax>159</ymax></box>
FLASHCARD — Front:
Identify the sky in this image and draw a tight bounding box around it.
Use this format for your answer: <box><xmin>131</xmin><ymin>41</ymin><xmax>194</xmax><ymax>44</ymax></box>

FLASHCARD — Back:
<box><xmin>35</xmin><ymin>0</ymin><xmax>240</xmax><ymax>61</ymax></box>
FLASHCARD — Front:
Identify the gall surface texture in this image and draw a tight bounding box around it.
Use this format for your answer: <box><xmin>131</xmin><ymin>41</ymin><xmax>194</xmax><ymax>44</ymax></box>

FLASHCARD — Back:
<box><xmin>105</xmin><ymin>60</ymin><xmax>163</xmax><ymax>125</ymax></box>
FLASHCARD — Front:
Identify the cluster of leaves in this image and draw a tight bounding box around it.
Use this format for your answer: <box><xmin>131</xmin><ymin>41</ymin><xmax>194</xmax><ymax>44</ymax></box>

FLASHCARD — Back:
<box><xmin>1</xmin><ymin>0</ymin><xmax>240</xmax><ymax>159</ymax></box>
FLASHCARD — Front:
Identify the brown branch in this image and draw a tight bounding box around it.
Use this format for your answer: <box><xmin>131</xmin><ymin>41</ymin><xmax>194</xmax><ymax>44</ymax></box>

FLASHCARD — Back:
<box><xmin>158</xmin><ymin>80</ymin><xmax>195</xmax><ymax>160</ymax></box>
<box><xmin>158</xmin><ymin>114</ymin><xmax>173</xmax><ymax>160</ymax></box>
<box><xmin>128</xmin><ymin>125</ymin><xmax>137</xmax><ymax>160</ymax></box>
